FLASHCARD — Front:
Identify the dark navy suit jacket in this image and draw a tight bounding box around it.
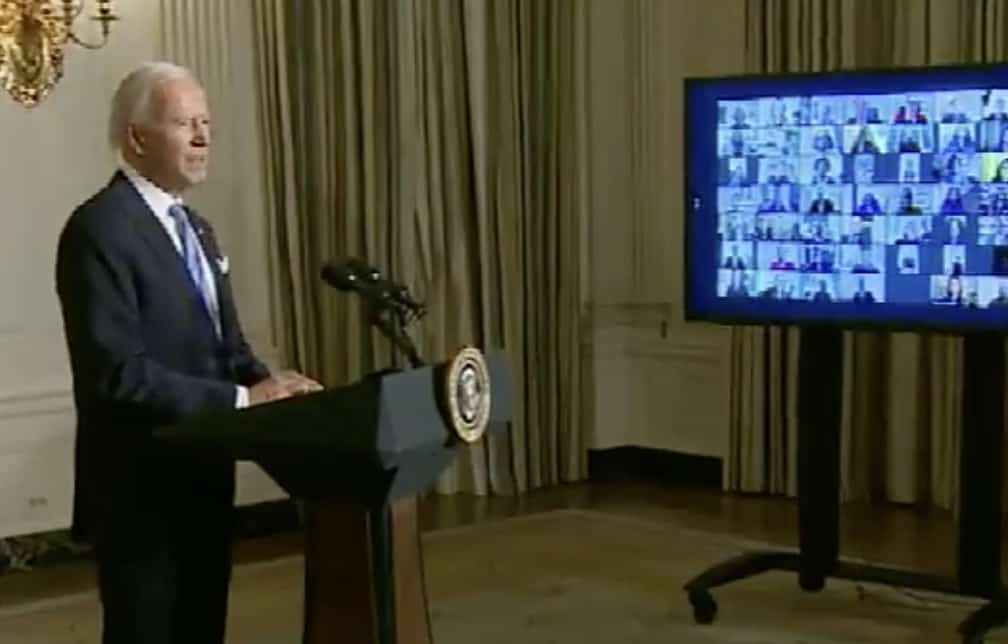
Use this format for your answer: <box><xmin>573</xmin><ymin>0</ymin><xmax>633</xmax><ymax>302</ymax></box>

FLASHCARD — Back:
<box><xmin>55</xmin><ymin>171</ymin><xmax>270</xmax><ymax>546</ymax></box>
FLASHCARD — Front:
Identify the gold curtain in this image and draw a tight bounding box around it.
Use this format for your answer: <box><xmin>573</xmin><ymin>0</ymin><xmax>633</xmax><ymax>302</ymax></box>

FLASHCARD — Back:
<box><xmin>249</xmin><ymin>0</ymin><xmax>588</xmax><ymax>495</ymax></box>
<box><xmin>730</xmin><ymin>0</ymin><xmax>1008</xmax><ymax>511</ymax></box>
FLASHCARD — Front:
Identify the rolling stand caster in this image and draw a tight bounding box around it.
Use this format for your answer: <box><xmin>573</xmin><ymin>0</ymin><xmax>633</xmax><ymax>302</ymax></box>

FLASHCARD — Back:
<box><xmin>688</xmin><ymin>588</ymin><xmax>717</xmax><ymax>625</ymax></box>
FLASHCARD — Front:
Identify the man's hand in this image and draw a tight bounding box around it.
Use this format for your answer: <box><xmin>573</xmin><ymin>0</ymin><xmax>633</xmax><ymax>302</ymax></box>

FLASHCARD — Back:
<box><xmin>274</xmin><ymin>370</ymin><xmax>324</xmax><ymax>396</ymax></box>
<box><xmin>248</xmin><ymin>377</ymin><xmax>293</xmax><ymax>406</ymax></box>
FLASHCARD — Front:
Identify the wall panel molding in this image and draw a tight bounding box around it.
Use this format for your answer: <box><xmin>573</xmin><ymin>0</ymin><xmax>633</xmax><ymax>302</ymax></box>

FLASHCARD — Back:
<box><xmin>0</xmin><ymin>389</ymin><xmax>73</xmax><ymax>423</ymax></box>
<box><xmin>590</xmin><ymin>332</ymin><xmax>725</xmax><ymax>367</ymax></box>
<box><xmin>586</xmin><ymin>1</ymin><xmax>748</xmax><ymax>454</ymax></box>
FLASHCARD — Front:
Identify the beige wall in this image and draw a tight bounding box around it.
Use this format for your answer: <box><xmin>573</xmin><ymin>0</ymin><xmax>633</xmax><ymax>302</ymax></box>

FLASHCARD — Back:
<box><xmin>0</xmin><ymin>1</ymin><xmax>281</xmax><ymax>538</ymax></box>
<box><xmin>587</xmin><ymin>0</ymin><xmax>748</xmax><ymax>456</ymax></box>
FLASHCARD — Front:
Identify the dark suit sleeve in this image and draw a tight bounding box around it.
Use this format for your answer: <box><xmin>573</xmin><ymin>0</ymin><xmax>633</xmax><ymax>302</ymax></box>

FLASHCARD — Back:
<box><xmin>56</xmin><ymin>222</ymin><xmax>236</xmax><ymax>420</ymax></box>
<box><xmin>227</xmin><ymin>312</ymin><xmax>271</xmax><ymax>387</ymax></box>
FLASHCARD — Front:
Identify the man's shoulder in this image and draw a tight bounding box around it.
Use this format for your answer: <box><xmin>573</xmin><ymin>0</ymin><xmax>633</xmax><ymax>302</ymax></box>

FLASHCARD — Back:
<box><xmin>61</xmin><ymin>172</ymin><xmax>137</xmax><ymax>241</ymax></box>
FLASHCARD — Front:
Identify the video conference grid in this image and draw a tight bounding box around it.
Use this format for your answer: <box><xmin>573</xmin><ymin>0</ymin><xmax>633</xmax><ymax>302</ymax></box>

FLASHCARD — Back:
<box><xmin>715</xmin><ymin>91</ymin><xmax>1008</xmax><ymax>308</ymax></box>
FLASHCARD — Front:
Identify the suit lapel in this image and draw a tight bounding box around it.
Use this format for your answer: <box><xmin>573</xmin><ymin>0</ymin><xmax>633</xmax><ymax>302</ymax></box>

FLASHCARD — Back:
<box><xmin>186</xmin><ymin>208</ymin><xmax>235</xmax><ymax>342</ymax></box>
<box><xmin>112</xmin><ymin>173</ymin><xmax>220</xmax><ymax>338</ymax></box>
<box><xmin>113</xmin><ymin>173</ymin><xmax>189</xmax><ymax>282</ymax></box>
<box><xmin>189</xmin><ymin>213</ymin><xmax>223</xmax><ymax>286</ymax></box>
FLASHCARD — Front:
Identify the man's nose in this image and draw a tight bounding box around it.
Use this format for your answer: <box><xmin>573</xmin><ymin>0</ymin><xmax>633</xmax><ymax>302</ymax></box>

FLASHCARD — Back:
<box><xmin>191</xmin><ymin>121</ymin><xmax>210</xmax><ymax>144</ymax></box>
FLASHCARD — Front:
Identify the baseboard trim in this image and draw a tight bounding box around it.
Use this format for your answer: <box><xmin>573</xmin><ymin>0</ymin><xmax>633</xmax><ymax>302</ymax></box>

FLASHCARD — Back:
<box><xmin>587</xmin><ymin>446</ymin><xmax>722</xmax><ymax>488</ymax></box>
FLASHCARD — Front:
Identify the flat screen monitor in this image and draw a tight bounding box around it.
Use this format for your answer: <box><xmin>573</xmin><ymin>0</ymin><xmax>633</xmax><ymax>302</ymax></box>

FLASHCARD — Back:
<box><xmin>684</xmin><ymin>64</ymin><xmax>1008</xmax><ymax>332</ymax></box>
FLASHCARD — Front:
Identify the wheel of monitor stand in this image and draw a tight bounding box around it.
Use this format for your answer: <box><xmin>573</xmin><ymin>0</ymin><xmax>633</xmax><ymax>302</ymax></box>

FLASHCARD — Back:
<box><xmin>798</xmin><ymin>568</ymin><xmax>826</xmax><ymax>592</ymax></box>
<box><xmin>688</xmin><ymin>589</ymin><xmax>718</xmax><ymax>625</ymax></box>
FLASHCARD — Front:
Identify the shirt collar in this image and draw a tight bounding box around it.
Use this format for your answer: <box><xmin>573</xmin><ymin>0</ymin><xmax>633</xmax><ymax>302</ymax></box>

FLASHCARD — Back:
<box><xmin>119</xmin><ymin>161</ymin><xmax>184</xmax><ymax>220</ymax></box>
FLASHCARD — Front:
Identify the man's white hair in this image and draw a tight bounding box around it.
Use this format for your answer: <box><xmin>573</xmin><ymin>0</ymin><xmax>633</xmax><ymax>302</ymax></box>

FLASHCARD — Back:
<box><xmin>107</xmin><ymin>61</ymin><xmax>197</xmax><ymax>150</ymax></box>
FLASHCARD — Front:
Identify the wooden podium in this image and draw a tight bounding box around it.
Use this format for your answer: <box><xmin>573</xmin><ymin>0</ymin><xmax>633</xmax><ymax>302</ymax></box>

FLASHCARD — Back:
<box><xmin>154</xmin><ymin>351</ymin><xmax>512</xmax><ymax>644</ymax></box>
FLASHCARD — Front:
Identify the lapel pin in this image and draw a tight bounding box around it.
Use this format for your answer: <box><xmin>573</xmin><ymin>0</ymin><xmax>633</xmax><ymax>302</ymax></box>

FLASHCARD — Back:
<box><xmin>216</xmin><ymin>256</ymin><xmax>230</xmax><ymax>275</ymax></box>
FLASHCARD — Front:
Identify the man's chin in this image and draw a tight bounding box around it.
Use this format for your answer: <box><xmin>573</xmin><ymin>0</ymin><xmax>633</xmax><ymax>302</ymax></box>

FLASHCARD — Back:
<box><xmin>182</xmin><ymin>169</ymin><xmax>209</xmax><ymax>187</ymax></box>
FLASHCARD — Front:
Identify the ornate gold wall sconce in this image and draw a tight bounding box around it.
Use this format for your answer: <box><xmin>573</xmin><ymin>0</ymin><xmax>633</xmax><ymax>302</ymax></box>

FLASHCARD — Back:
<box><xmin>0</xmin><ymin>1</ymin><xmax>117</xmax><ymax>107</ymax></box>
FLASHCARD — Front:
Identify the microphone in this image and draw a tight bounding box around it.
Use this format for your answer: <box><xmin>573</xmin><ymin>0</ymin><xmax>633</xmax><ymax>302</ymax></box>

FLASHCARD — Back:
<box><xmin>347</xmin><ymin>259</ymin><xmax>425</xmax><ymax>316</ymax></box>
<box><xmin>319</xmin><ymin>261</ymin><xmax>359</xmax><ymax>291</ymax></box>
<box><xmin>320</xmin><ymin>259</ymin><xmax>425</xmax><ymax>317</ymax></box>
<box><xmin>345</xmin><ymin>258</ymin><xmax>383</xmax><ymax>285</ymax></box>
<box><xmin>321</xmin><ymin>259</ymin><xmax>427</xmax><ymax>368</ymax></box>
<box><xmin>320</xmin><ymin>260</ymin><xmax>392</xmax><ymax>301</ymax></box>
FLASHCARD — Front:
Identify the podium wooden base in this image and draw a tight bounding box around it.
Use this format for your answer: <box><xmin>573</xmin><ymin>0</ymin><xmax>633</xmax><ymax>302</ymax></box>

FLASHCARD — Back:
<box><xmin>303</xmin><ymin>496</ymin><xmax>433</xmax><ymax>644</ymax></box>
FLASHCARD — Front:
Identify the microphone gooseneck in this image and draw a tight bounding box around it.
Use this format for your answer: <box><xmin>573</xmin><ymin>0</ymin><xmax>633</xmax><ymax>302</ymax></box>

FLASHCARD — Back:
<box><xmin>319</xmin><ymin>258</ymin><xmax>426</xmax><ymax>368</ymax></box>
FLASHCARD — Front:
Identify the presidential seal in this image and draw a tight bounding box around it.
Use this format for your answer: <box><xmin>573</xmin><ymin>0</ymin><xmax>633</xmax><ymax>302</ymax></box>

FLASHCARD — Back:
<box><xmin>445</xmin><ymin>346</ymin><xmax>491</xmax><ymax>443</ymax></box>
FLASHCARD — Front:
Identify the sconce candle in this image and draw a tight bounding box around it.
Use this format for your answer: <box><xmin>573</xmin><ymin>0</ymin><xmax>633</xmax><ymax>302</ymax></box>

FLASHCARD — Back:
<box><xmin>0</xmin><ymin>0</ymin><xmax>117</xmax><ymax>107</ymax></box>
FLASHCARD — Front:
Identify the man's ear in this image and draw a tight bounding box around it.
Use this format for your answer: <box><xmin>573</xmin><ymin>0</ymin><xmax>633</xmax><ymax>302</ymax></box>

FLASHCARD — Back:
<box><xmin>126</xmin><ymin>125</ymin><xmax>146</xmax><ymax>156</ymax></box>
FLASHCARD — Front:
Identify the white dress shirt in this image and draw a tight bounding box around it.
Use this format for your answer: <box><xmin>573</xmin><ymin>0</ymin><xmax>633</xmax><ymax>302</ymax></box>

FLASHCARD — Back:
<box><xmin>120</xmin><ymin>163</ymin><xmax>249</xmax><ymax>408</ymax></box>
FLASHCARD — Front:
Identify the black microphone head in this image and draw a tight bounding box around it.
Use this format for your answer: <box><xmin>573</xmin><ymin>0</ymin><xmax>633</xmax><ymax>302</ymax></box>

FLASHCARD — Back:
<box><xmin>346</xmin><ymin>258</ymin><xmax>381</xmax><ymax>282</ymax></box>
<box><xmin>320</xmin><ymin>262</ymin><xmax>360</xmax><ymax>291</ymax></box>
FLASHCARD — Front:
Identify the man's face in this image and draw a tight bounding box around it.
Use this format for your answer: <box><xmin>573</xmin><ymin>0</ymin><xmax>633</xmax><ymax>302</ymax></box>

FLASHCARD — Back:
<box><xmin>130</xmin><ymin>77</ymin><xmax>211</xmax><ymax>194</ymax></box>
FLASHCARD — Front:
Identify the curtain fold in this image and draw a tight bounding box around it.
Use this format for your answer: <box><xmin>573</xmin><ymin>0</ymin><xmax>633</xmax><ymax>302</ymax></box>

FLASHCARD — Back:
<box><xmin>733</xmin><ymin>0</ymin><xmax>1008</xmax><ymax>517</ymax></box>
<box><xmin>249</xmin><ymin>0</ymin><xmax>588</xmax><ymax>495</ymax></box>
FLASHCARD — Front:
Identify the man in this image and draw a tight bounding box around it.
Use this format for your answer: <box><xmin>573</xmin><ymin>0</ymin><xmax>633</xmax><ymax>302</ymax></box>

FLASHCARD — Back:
<box><xmin>54</xmin><ymin>62</ymin><xmax>320</xmax><ymax>644</ymax></box>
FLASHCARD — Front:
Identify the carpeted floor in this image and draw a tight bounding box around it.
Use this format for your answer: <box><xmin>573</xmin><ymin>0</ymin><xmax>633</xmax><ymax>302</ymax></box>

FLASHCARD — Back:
<box><xmin>0</xmin><ymin>508</ymin><xmax>1002</xmax><ymax>643</ymax></box>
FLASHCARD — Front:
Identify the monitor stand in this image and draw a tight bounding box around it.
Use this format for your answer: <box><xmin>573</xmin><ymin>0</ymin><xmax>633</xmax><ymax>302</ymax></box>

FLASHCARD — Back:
<box><xmin>956</xmin><ymin>330</ymin><xmax>1006</xmax><ymax>643</ymax></box>
<box><xmin>683</xmin><ymin>326</ymin><xmax>1006</xmax><ymax>644</ymax></box>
